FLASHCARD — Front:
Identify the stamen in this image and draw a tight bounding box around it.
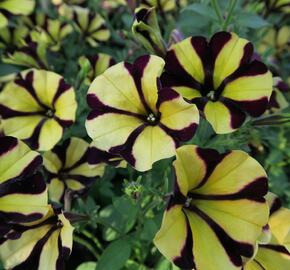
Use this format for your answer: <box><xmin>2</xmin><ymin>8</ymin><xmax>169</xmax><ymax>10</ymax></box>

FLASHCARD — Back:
<box><xmin>46</xmin><ymin>109</ymin><xmax>54</xmax><ymax>118</ymax></box>
<box><xmin>184</xmin><ymin>197</ymin><xmax>192</xmax><ymax>208</ymax></box>
<box><xmin>147</xmin><ymin>113</ymin><xmax>156</xmax><ymax>123</ymax></box>
<box><xmin>207</xmin><ymin>90</ymin><xmax>215</xmax><ymax>100</ymax></box>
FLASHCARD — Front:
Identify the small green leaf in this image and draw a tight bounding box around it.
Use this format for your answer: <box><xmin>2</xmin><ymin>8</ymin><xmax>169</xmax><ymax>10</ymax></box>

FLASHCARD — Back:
<box><xmin>77</xmin><ymin>262</ymin><xmax>97</xmax><ymax>270</ymax></box>
<box><xmin>95</xmin><ymin>238</ymin><xmax>131</xmax><ymax>270</ymax></box>
<box><xmin>236</xmin><ymin>13</ymin><xmax>269</xmax><ymax>29</ymax></box>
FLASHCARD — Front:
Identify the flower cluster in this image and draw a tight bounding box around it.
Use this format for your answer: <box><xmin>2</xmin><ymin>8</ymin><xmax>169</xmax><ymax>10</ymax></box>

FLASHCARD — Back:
<box><xmin>0</xmin><ymin>1</ymin><xmax>289</xmax><ymax>270</ymax></box>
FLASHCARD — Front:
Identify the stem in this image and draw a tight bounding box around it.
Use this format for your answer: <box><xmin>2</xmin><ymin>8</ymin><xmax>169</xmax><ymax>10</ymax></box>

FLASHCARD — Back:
<box><xmin>210</xmin><ymin>0</ymin><xmax>224</xmax><ymax>25</ymax></box>
<box><xmin>73</xmin><ymin>235</ymin><xmax>100</xmax><ymax>259</ymax></box>
<box><xmin>81</xmin><ymin>229</ymin><xmax>103</xmax><ymax>250</ymax></box>
<box><xmin>222</xmin><ymin>0</ymin><xmax>238</xmax><ymax>30</ymax></box>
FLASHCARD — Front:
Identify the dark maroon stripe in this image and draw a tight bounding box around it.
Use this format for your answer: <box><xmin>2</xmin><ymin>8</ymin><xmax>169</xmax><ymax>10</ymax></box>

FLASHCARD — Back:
<box><xmin>86</xmin><ymin>93</ymin><xmax>144</xmax><ymax>120</ymax></box>
<box><xmin>240</xmin><ymin>42</ymin><xmax>254</xmax><ymax>66</ymax></box>
<box><xmin>0</xmin><ymin>136</ymin><xmax>18</xmax><ymax>156</ymax></box>
<box><xmin>23</xmin><ymin>118</ymin><xmax>47</xmax><ymax>150</ymax></box>
<box><xmin>268</xmin><ymin>91</ymin><xmax>280</xmax><ymax>109</ymax></box>
<box><xmin>15</xmin><ymin>71</ymin><xmax>48</xmax><ymax>110</ymax></box>
<box><xmin>173</xmin><ymin>212</ymin><xmax>196</xmax><ymax>269</ymax></box>
<box><xmin>195</xmin><ymin>148</ymin><xmax>229</xmax><ymax>189</ymax></box>
<box><xmin>210</xmin><ymin>31</ymin><xmax>232</xmax><ymax>61</ymax></box>
<box><xmin>0</xmin><ymin>104</ymin><xmax>43</xmax><ymax>119</ymax></box>
<box><xmin>125</xmin><ymin>55</ymin><xmax>152</xmax><ymax>113</ymax></box>
<box><xmin>12</xmin><ymin>226</ymin><xmax>58</xmax><ymax>270</ymax></box>
<box><xmin>269</xmin><ymin>196</ymin><xmax>282</xmax><ymax>216</ymax></box>
<box><xmin>276</xmin><ymin>80</ymin><xmax>289</xmax><ymax>92</ymax></box>
<box><xmin>110</xmin><ymin>124</ymin><xmax>146</xmax><ymax>167</ymax></box>
<box><xmin>163</xmin><ymin>47</ymin><xmax>203</xmax><ymax>91</ymax></box>
<box><xmin>188</xmin><ymin>205</ymin><xmax>254</xmax><ymax>266</ymax></box>
<box><xmin>0</xmin><ymin>173</ymin><xmax>46</xmax><ymax>197</ymax></box>
<box><xmin>156</xmin><ymin>87</ymin><xmax>179</xmax><ymax>108</ymax></box>
<box><xmin>159</xmin><ymin>122</ymin><xmax>197</xmax><ymax>143</ymax></box>
<box><xmin>0</xmin><ymin>211</ymin><xmax>44</xmax><ymax>224</ymax></box>
<box><xmin>261</xmin><ymin>244</ymin><xmax>290</xmax><ymax>255</ymax></box>
<box><xmin>88</xmin><ymin>146</ymin><xmax>123</xmax><ymax>166</ymax></box>
<box><xmin>221</xmin><ymin>98</ymin><xmax>247</xmax><ymax>129</ymax></box>
<box><xmin>54</xmin><ymin>116</ymin><xmax>73</xmax><ymax>128</ymax></box>
<box><xmin>88</xmin><ymin>55</ymin><xmax>99</xmax><ymax>67</ymax></box>
<box><xmin>189</xmin><ymin>177</ymin><xmax>268</xmax><ymax>202</ymax></box>
<box><xmin>234</xmin><ymin>97</ymin><xmax>269</xmax><ymax>117</ymax></box>
<box><xmin>52</xmin><ymin>139</ymin><xmax>71</xmax><ymax>168</ymax></box>
<box><xmin>52</xmin><ymin>79</ymin><xmax>72</xmax><ymax>107</ymax></box>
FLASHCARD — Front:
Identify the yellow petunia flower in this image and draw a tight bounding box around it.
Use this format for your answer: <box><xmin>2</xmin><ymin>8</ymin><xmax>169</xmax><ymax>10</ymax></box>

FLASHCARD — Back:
<box><xmin>154</xmin><ymin>145</ymin><xmax>269</xmax><ymax>270</ymax></box>
<box><xmin>43</xmin><ymin>137</ymin><xmax>105</xmax><ymax>203</ymax></box>
<box><xmin>0</xmin><ymin>69</ymin><xmax>77</xmax><ymax>151</ymax></box>
<box><xmin>0</xmin><ymin>206</ymin><xmax>74</xmax><ymax>270</ymax></box>
<box><xmin>243</xmin><ymin>194</ymin><xmax>290</xmax><ymax>269</ymax></box>
<box><xmin>86</xmin><ymin>55</ymin><xmax>199</xmax><ymax>172</ymax></box>
<box><xmin>0</xmin><ymin>0</ymin><xmax>35</xmax><ymax>28</ymax></box>
<box><xmin>0</xmin><ymin>136</ymin><xmax>48</xmax><ymax>225</ymax></box>
<box><xmin>162</xmin><ymin>31</ymin><xmax>273</xmax><ymax>134</ymax></box>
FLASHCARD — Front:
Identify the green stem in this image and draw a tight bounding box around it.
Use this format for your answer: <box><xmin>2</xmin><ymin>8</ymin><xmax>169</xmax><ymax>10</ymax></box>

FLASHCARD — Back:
<box><xmin>222</xmin><ymin>0</ymin><xmax>238</xmax><ymax>30</ymax></box>
<box><xmin>81</xmin><ymin>229</ymin><xmax>103</xmax><ymax>251</ymax></box>
<box><xmin>210</xmin><ymin>0</ymin><xmax>224</xmax><ymax>25</ymax></box>
<box><xmin>73</xmin><ymin>235</ymin><xmax>100</xmax><ymax>259</ymax></box>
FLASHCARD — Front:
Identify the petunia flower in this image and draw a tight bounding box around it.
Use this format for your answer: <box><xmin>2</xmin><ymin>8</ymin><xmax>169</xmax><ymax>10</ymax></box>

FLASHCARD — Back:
<box><xmin>132</xmin><ymin>6</ymin><xmax>167</xmax><ymax>57</ymax></box>
<box><xmin>263</xmin><ymin>0</ymin><xmax>290</xmax><ymax>14</ymax></box>
<box><xmin>3</xmin><ymin>39</ymin><xmax>48</xmax><ymax>69</ymax></box>
<box><xmin>0</xmin><ymin>69</ymin><xmax>77</xmax><ymax>151</ymax></box>
<box><xmin>243</xmin><ymin>193</ymin><xmax>290</xmax><ymax>269</ymax></box>
<box><xmin>71</xmin><ymin>6</ymin><xmax>110</xmax><ymax>47</ymax></box>
<box><xmin>23</xmin><ymin>13</ymin><xmax>73</xmax><ymax>52</ymax></box>
<box><xmin>43</xmin><ymin>137</ymin><xmax>105</xmax><ymax>203</ymax></box>
<box><xmin>140</xmin><ymin>0</ymin><xmax>187</xmax><ymax>13</ymax></box>
<box><xmin>162</xmin><ymin>31</ymin><xmax>273</xmax><ymax>134</ymax></box>
<box><xmin>0</xmin><ymin>136</ymin><xmax>48</xmax><ymax>226</ymax></box>
<box><xmin>0</xmin><ymin>24</ymin><xmax>29</xmax><ymax>49</ymax></box>
<box><xmin>0</xmin><ymin>0</ymin><xmax>35</xmax><ymax>28</ymax></box>
<box><xmin>79</xmin><ymin>53</ymin><xmax>116</xmax><ymax>83</ymax></box>
<box><xmin>0</xmin><ymin>206</ymin><xmax>74</xmax><ymax>270</ymax></box>
<box><xmin>154</xmin><ymin>145</ymin><xmax>269</xmax><ymax>270</ymax></box>
<box><xmin>268</xmin><ymin>77</ymin><xmax>289</xmax><ymax>112</ymax></box>
<box><xmin>86</xmin><ymin>55</ymin><xmax>199</xmax><ymax>172</ymax></box>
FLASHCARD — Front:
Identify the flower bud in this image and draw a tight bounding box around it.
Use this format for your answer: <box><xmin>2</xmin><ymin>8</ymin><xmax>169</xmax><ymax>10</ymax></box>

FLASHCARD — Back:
<box><xmin>132</xmin><ymin>6</ymin><xmax>167</xmax><ymax>57</ymax></box>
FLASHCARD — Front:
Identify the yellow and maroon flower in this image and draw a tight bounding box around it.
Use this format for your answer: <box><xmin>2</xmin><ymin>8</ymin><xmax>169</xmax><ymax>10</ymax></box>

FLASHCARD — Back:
<box><xmin>162</xmin><ymin>31</ymin><xmax>273</xmax><ymax>134</ymax></box>
<box><xmin>86</xmin><ymin>55</ymin><xmax>199</xmax><ymax>172</ymax></box>
<box><xmin>140</xmin><ymin>0</ymin><xmax>187</xmax><ymax>13</ymax></box>
<box><xmin>0</xmin><ymin>206</ymin><xmax>74</xmax><ymax>270</ymax></box>
<box><xmin>72</xmin><ymin>6</ymin><xmax>110</xmax><ymax>47</ymax></box>
<box><xmin>0</xmin><ymin>69</ymin><xmax>77</xmax><ymax>151</ymax></box>
<box><xmin>79</xmin><ymin>53</ymin><xmax>116</xmax><ymax>83</ymax></box>
<box><xmin>154</xmin><ymin>145</ymin><xmax>269</xmax><ymax>270</ymax></box>
<box><xmin>43</xmin><ymin>137</ymin><xmax>105</xmax><ymax>203</ymax></box>
<box><xmin>244</xmin><ymin>194</ymin><xmax>290</xmax><ymax>269</ymax></box>
<box><xmin>0</xmin><ymin>0</ymin><xmax>35</xmax><ymax>28</ymax></box>
<box><xmin>268</xmin><ymin>77</ymin><xmax>289</xmax><ymax>112</ymax></box>
<box><xmin>0</xmin><ymin>136</ymin><xmax>48</xmax><ymax>225</ymax></box>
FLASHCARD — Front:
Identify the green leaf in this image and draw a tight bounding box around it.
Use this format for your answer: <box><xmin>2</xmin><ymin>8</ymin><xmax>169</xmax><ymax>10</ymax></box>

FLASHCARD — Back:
<box><xmin>95</xmin><ymin>238</ymin><xmax>131</xmax><ymax>270</ymax></box>
<box><xmin>77</xmin><ymin>262</ymin><xmax>97</xmax><ymax>270</ymax></box>
<box><xmin>182</xmin><ymin>3</ymin><xmax>218</xmax><ymax>20</ymax></box>
<box><xmin>236</xmin><ymin>13</ymin><xmax>269</xmax><ymax>29</ymax></box>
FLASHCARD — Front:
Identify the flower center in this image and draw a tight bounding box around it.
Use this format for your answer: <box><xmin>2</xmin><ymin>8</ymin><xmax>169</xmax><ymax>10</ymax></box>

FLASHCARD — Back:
<box><xmin>56</xmin><ymin>219</ymin><xmax>63</xmax><ymax>228</ymax></box>
<box><xmin>147</xmin><ymin>113</ymin><xmax>157</xmax><ymax>123</ymax></box>
<box><xmin>207</xmin><ymin>90</ymin><xmax>216</xmax><ymax>101</ymax></box>
<box><xmin>184</xmin><ymin>197</ymin><xmax>192</xmax><ymax>208</ymax></box>
<box><xmin>45</xmin><ymin>109</ymin><xmax>54</xmax><ymax>118</ymax></box>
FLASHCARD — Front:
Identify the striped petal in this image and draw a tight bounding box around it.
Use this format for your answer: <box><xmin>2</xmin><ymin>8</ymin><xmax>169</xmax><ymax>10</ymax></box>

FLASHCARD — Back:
<box><xmin>154</xmin><ymin>145</ymin><xmax>269</xmax><ymax>269</ymax></box>
<box><xmin>86</xmin><ymin>55</ymin><xmax>199</xmax><ymax>171</ymax></box>
<box><xmin>0</xmin><ymin>69</ymin><xmax>77</xmax><ymax>151</ymax></box>
<box><xmin>244</xmin><ymin>195</ymin><xmax>290</xmax><ymax>270</ymax></box>
<box><xmin>162</xmin><ymin>31</ymin><xmax>273</xmax><ymax>134</ymax></box>
<box><xmin>0</xmin><ymin>136</ymin><xmax>48</xmax><ymax>224</ymax></box>
<box><xmin>43</xmin><ymin>137</ymin><xmax>105</xmax><ymax>203</ymax></box>
<box><xmin>0</xmin><ymin>206</ymin><xmax>74</xmax><ymax>270</ymax></box>
<box><xmin>158</xmin><ymin>88</ymin><xmax>199</xmax><ymax>141</ymax></box>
